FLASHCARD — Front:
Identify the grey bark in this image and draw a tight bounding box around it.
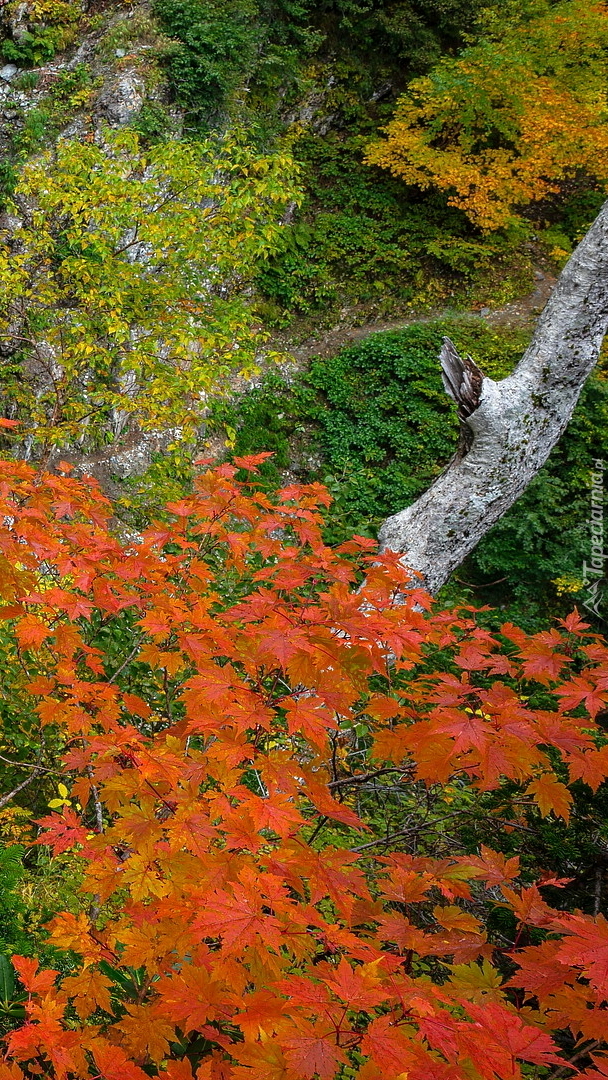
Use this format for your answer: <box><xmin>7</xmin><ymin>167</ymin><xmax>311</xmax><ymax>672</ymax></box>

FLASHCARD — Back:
<box><xmin>378</xmin><ymin>200</ymin><xmax>608</xmax><ymax>593</ymax></box>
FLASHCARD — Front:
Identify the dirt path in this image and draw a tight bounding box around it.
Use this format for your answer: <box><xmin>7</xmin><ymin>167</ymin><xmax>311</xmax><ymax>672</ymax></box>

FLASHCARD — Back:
<box><xmin>64</xmin><ymin>270</ymin><xmax>557</xmax><ymax>490</ymax></box>
<box><xmin>279</xmin><ymin>270</ymin><xmax>556</xmax><ymax>365</ymax></box>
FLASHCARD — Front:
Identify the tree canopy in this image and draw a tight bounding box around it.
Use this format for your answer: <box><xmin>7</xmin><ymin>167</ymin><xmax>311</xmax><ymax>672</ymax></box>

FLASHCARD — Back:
<box><xmin>0</xmin><ymin>129</ymin><xmax>299</xmax><ymax>452</ymax></box>
<box><xmin>1</xmin><ymin>455</ymin><xmax>608</xmax><ymax>1076</ymax></box>
<box><xmin>365</xmin><ymin>0</ymin><xmax>608</xmax><ymax>229</ymax></box>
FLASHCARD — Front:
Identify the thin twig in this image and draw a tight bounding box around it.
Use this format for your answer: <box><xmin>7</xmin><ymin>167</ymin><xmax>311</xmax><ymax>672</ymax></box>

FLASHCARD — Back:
<box><xmin>0</xmin><ymin>766</ymin><xmax>44</xmax><ymax>811</ymax></box>
<box><xmin>547</xmin><ymin>1040</ymin><xmax>602</xmax><ymax>1079</ymax></box>
<box><xmin>351</xmin><ymin>812</ymin><xmax>535</xmax><ymax>853</ymax></box>
<box><xmin>454</xmin><ymin>576</ymin><xmax>507</xmax><ymax>589</ymax></box>
<box><xmin>328</xmin><ymin>766</ymin><xmax>414</xmax><ymax>789</ymax></box>
<box><xmin>107</xmin><ymin>641</ymin><xmax>142</xmax><ymax>684</ymax></box>
<box><xmin>86</xmin><ymin>766</ymin><xmax>104</xmax><ymax>834</ymax></box>
<box><xmin>594</xmin><ymin>865</ymin><xmax>603</xmax><ymax>916</ymax></box>
<box><xmin>0</xmin><ymin>753</ymin><xmax>55</xmax><ymax>773</ymax></box>
<box><xmin>306</xmin><ymin>816</ymin><xmax>328</xmax><ymax>847</ymax></box>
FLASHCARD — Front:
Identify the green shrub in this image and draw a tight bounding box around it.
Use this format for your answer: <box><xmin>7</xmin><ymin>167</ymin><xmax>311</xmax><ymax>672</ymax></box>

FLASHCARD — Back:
<box><xmin>12</xmin><ymin>70</ymin><xmax>39</xmax><ymax>91</ymax></box>
<box><xmin>152</xmin><ymin>0</ymin><xmax>261</xmax><ymax>121</ymax></box>
<box><xmin>12</xmin><ymin>107</ymin><xmax>52</xmax><ymax>156</ymax></box>
<box><xmin>1</xmin><ymin>27</ymin><xmax>60</xmax><ymax>65</ymax></box>
<box><xmin>0</xmin><ymin>162</ymin><xmax>17</xmax><ymax>208</ymax></box>
<box><xmin>129</xmin><ymin>100</ymin><xmax>175</xmax><ymax>145</ymax></box>
<box><xmin>0</xmin><ymin>847</ymin><xmax>30</xmax><ymax>958</ymax></box>
<box><xmin>210</xmin><ymin>319</ymin><xmax>524</xmax><ymax>527</ymax></box>
<box><xmin>9</xmin><ymin>65</ymin><xmax>94</xmax><ymax>160</ymax></box>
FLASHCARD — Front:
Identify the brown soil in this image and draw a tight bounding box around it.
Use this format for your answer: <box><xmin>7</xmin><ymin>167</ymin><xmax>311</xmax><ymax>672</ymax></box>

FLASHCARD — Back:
<box><xmin>278</xmin><ymin>270</ymin><xmax>556</xmax><ymax>366</ymax></box>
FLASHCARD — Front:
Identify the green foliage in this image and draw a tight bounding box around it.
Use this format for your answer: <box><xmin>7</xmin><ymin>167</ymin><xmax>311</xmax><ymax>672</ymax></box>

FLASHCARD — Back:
<box><xmin>153</xmin><ymin>0</ymin><xmax>262</xmax><ymax>122</ymax></box>
<box><xmin>0</xmin><ymin>625</ymin><xmax>51</xmax><ymax>807</ymax></box>
<box><xmin>152</xmin><ymin>0</ymin><xmax>496</xmax><ymax>130</ymax></box>
<box><xmin>543</xmin><ymin>182</ymin><xmax>607</xmax><ymax>246</ymax></box>
<box><xmin>95</xmin><ymin>9</ymin><xmax>174</xmax><ymax>60</ymax></box>
<box><xmin>140</xmin><ymin>0</ymin><xmax>603</xmax><ymax>318</ymax></box>
<box><xmin>129</xmin><ymin>101</ymin><xmax>175</xmax><ymax>146</ymax></box>
<box><xmin>9</xmin><ymin>65</ymin><xmax>95</xmax><ymax>160</ymax></box>
<box><xmin>0</xmin><ymin>162</ymin><xmax>17</xmax><ymax>209</ymax></box>
<box><xmin>0</xmin><ymin>0</ymin><xmax>81</xmax><ymax>66</ymax></box>
<box><xmin>11</xmin><ymin>106</ymin><xmax>53</xmax><ymax>158</ymax></box>
<box><xmin>0</xmin><ymin>848</ymin><xmax>29</xmax><ymax>959</ymax></box>
<box><xmin>211</xmin><ymin>319</ymin><xmax>524</xmax><ymax>527</ymax></box>
<box><xmin>257</xmin><ymin>131</ymin><xmax>534</xmax><ymax>320</ymax></box>
<box><xmin>262</xmin><ymin>0</ymin><xmax>494</xmax><ymax>74</ymax></box>
<box><xmin>1</xmin><ymin>27</ymin><xmax>60</xmax><ymax>65</ymax></box>
<box><xmin>12</xmin><ymin>70</ymin><xmax>39</xmax><ymax>91</ymax></box>
<box><xmin>115</xmin><ymin>449</ymin><xmax>196</xmax><ymax>528</ymax></box>
<box><xmin>150</xmin><ymin>0</ymin><xmax>596</xmax><ymax>316</ymax></box>
<box><xmin>452</xmin><ymin>774</ymin><xmax>608</xmax><ymax>918</ymax></box>
<box><xmin>0</xmin><ymin>953</ymin><xmax>27</xmax><ymax>1035</ymax></box>
<box><xmin>49</xmin><ymin>62</ymin><xmax>93</xmax><ymax>103</ymax></box>
<box><xmin>0</xmin><ymin>842</ymin><xmax>84</xmax><ymax>1031</ymax></box>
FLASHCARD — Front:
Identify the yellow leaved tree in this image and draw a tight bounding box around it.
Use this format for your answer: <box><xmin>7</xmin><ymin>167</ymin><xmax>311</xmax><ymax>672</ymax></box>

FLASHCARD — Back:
<box><xmin>365</xmin><ymin>0</ymin><xmax>608</xmax><ymax>230</ymax></box>
<box><xmin>0</xmin><ymin>128</ymin><xmax>300</xmax><ymax>451</ymax></box>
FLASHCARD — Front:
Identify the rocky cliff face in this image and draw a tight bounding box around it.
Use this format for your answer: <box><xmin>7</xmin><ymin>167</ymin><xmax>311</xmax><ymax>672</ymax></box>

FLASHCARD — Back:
<box><xmin>0</xmin><ymin>1</ymin><xmax>192</xmax><ymax>483</ymax></box>
<box><xmin>0</xmin><ymin>0</ymin><xmax>181</xmax><ymax>166</ymax></box>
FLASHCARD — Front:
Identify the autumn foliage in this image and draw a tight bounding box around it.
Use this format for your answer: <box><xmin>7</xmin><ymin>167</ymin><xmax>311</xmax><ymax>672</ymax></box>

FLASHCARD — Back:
<box><xmin>2</xmin><ymin>454</ymin><xmax>608</xmax><ymax>1077</ymax></box>
<box><xmin>366</xmin><ymin>0</ymin><xmax>608</xmax><ymax>230</ymax></box>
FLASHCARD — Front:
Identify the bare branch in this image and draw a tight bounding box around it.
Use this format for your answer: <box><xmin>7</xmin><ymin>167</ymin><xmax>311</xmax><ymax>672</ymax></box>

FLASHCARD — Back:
<box><xmin>0</xmin><ymin>765</ymin><xmax>44</xmax><ymax>811</ymax></box>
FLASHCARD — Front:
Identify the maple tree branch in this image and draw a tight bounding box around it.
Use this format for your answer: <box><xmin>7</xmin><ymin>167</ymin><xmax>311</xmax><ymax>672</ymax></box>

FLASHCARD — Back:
<box><xmin>0</xmin><ymin>752</ymin><xmax>55</xmax><ymax>772</ymax></box>
<box><xmin>86</xmin><ymin>766</ymin><xmax>104</xmax><ymax>834</ymax></box>
<box><xmin>328</xmin><ymin>766</ymin><xmax>414</xmax><ymax>789</ymax></box>
<box><xmin>107</xmin><ymin>641</ymin><xmax>143</xmax><ymax>684</ymax></box>
<box><xmin>162</xmin><ymin>666</ymin><xmax>174</xmax><ymax>721</ymax></box>
<box><xmin>547</xmin><ymin>1039</ymin><xmax>603</xmax><ymax>1079</ymax></box>
<box><xmin>351</xmin><ymin>810</ymin><xmax>535</xmax><ymax>853</ymax></box>
<box><xmin>306</xmin><ymin>816</ymin><xmax>328</xmax><ymax>846</ymax></box>
<box><xmin>0</xmin><ymin>764</ymin><xmax>44</xmax><ymax>811</ymax></box>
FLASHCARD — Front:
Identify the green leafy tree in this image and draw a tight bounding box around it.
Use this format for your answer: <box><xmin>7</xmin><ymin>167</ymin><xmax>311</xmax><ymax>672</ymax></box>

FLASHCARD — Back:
<box><xmin>153</xmin><ymin>0</ymin><xmax>262</xmax><ymax>122</ymax></box>
<box><xmin>0</xmin><ymin>129</ymin><xmax>300</xmax><ymax>452</ymax></box>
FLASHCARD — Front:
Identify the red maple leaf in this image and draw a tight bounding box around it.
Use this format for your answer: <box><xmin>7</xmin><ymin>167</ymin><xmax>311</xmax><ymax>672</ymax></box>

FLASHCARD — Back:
<box><xmin>282</xmin><ymin>1021</ymin><xmax>348</xmax><ymax>1080</ymax></box>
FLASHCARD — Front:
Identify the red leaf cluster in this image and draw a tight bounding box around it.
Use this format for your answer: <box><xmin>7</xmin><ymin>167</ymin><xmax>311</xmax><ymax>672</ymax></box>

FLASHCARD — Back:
<box><xmin>1</xmin><ymin>457</ymin><xmax>607</xmax><ymax>1078</ymax></box>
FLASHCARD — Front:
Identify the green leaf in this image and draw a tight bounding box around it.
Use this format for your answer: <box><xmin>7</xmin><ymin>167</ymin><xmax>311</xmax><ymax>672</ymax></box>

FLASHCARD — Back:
<box><xmin>0</xmin><ymin>955</ymin><xmax>15</xmax><ymax>1005</ymax></box>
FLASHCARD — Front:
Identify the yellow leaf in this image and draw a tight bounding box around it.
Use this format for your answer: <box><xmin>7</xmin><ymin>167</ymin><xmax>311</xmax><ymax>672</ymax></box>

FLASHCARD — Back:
<box><xmin>448</xmin><ymin>959</ymin><xmax>505</xmax><ymax>1003</ymax></box>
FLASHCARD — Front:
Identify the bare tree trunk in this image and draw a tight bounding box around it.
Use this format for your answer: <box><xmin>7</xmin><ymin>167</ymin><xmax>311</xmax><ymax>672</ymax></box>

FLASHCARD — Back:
<box><xmin>378</xmin><ymin>201</ymin><xmax>608</xmax><ymax>593</ymax></box>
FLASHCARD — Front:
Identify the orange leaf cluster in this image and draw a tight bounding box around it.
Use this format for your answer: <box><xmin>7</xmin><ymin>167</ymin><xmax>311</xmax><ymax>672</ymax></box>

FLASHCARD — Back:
<box><xmin>365</xmin><ymin>1</ymin><xmax>608</xmax><ymax>229</ymax></box>
<box><xmin>1</xmin><ymin>457</ymin><xmax>608</xmax><ymax>1078</ymax></box>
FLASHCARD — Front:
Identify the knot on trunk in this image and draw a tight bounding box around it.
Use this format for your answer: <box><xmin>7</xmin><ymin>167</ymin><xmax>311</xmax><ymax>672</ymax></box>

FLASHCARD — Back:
<box><xmin>440</xmin><ymin>336</ymin><xmax>484</xmax><ymax>421</ymax></box>
<box><xmin>440</xmin><ymin>336</ymin><xmax>485</xmax><ymax>458</ymax></box>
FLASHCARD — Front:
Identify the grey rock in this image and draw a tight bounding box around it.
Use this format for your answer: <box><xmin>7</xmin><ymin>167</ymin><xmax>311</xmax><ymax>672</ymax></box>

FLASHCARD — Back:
<box><xmin>0</xmin><ymin>64</ymin><xmax>18</xmax><ymax>82</ymax></box>
<box><xmin>8</xmin><ymin>2</ymin><xmax>29</xmax><ymax>43</ymax></box>
<box><xmin>97</xmin><ymin>72</ymin><xmax>145</xmax><ymax>126</ymax></box>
